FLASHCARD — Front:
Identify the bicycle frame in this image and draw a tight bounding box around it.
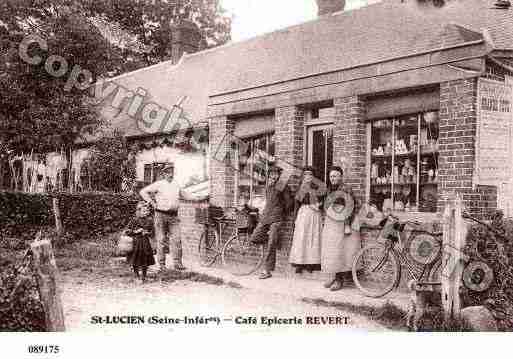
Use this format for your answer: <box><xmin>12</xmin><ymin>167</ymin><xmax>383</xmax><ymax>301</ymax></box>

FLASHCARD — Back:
<box><xmin>372</xmin><ymin>225</ymin><xmax>442</xmax><ymax>285</ymax></box>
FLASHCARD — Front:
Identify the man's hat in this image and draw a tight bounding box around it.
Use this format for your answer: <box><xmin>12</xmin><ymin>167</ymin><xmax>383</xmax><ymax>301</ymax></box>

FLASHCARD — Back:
<box><xmin>162</xmin><ymin>163</ymin><xmax>174</xmax><ymax>173</ymax></box>
<box><xmin>268</xmin><ymin>164</ymin><xmax>282</xmax><ymax>175</ymax></box>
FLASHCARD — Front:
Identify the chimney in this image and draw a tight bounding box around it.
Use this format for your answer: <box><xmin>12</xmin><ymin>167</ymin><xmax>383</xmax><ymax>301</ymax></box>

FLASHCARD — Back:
<box><xmin>316</xmin><ymin>0</ymin><xmax>346</xmax><ymax>16</ymax></box>
<box><xmin>169</xmin><ymin>19</ymin><xmax>203</xmax><ymax>64</ymax></box>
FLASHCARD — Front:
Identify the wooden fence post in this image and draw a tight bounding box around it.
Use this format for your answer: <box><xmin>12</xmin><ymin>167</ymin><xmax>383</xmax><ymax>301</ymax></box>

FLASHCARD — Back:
<box><xmin>31</xmin><ymin>238</ymin><xmax>66</xmax><ymax>332</ymax></box>
<box><xmin>441</xmin><ymin>194</ymin><xmax>465</xmax><ymax>324</ymax></box>
<box><xmin>52</xmin><ymin>197</ymin><xmax>63</xmax><ymax>236</ymax></box>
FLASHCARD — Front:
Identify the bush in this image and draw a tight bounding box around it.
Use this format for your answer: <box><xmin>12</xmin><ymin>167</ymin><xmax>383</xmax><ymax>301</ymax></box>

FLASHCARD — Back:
<box><xmin>0</xmin><ymin>253</ymin><xmax>46</xmax><ymax>331</ymax></box>
<box><xmin>0</xmin><ymin>191</ymin><xmax>140</xmax><ymax>243</ymax></box>
<box><xmin>0</xmin><ymin>192</ymin><xmax>53</xmax><ymax>241</ymax></box>
<box><xmin>461</xmin><ymin>211</ymin><xmax>513</xmax><ymax>330</ymax></box>
<box><xmin>55</xmin><ymin>192</ymin><xmax>139</xmax><ymax>239</ymax></box>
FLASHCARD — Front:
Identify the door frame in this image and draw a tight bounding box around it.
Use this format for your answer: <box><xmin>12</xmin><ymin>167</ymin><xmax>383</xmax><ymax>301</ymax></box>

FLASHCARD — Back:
<box><xmin>306</xmin><ymin>123</ymin><xmax>334</xmax><ymax>184</ymax></box>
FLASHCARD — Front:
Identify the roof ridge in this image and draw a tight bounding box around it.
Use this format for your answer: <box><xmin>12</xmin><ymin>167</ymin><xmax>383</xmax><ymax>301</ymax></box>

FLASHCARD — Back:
<box><xmin>183</xmin><ymin>0</ymin><xmax>388</xmax><ymax>61</ymax></box>
<box><xmin>103</xmin><ymin>57</ymin><xmax>179</xmax><ymax>83</ymax></box>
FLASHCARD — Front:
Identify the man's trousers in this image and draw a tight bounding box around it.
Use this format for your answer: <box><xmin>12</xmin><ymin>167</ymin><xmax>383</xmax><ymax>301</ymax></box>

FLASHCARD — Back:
<box><xmin>154</xmin><ymin>211</ymin><xmax>182</xmax><ymax>268</ymax></box>
<box><xmin>250</xmin><ymin>221</ymin><xmax>282</xmax><ymax>272</ymax></box>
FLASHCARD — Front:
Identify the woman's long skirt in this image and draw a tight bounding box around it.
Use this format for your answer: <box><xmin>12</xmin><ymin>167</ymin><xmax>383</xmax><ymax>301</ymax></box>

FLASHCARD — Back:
<box><xmin>289</xmin><ymin>205</ymin><xmax>322</xmax><ymax>265</ymax></box>
<box><xmin>127</xmin><ymin>235</ymin><xmax>156</xmax><ymax>267</ymax></box>
<box><xmin>320</xmin><ymin>217</ymin><xmax>361</xmax><ymax>273</ymax></box>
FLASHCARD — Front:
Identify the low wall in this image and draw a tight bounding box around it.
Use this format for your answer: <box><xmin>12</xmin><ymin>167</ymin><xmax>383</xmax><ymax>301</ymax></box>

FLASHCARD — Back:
<box><xmin>179</xmin><ymin>199</ymin><xmax>209</xmax><ymax>261</ymax></box>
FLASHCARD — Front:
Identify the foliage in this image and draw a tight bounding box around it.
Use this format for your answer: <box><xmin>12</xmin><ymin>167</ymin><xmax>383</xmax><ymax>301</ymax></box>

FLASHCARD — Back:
<box><xmin>461</xmin><ymin>211</ymin><xmax>513</xmax><ymax>330</ymax></box>
<box><xmin>0</xmin><ymin>191</ymin><xmax>140</xmax><ymax>242</ymax></box>
<box><xmin>0</xmin><ymin>253</ymin><xmax>47</xmax><ymax>332</ymax></box>
<box><xmin>0</xmin><ymin>192</ymin><xmax>53</xmax><ymax>240</ymax></box>
<box><xmin>84</xmin><ymin>0</ymin><xmax>232</xmax><ymax>66</ymax></box>
<box><xmin>0</xmin><ymin>1</ymin><xmax>113</xmax><ymax>154</ymax></box>
<box><xmin>57</xmin><ymin>192</ymin><xmax>139</xmax><ymax>238</ymax></box>
<box><xmin>80</xmin><ymin>130</ymin><xmax>136</xmax><ymax>192</ymax></box>
<box><xmin>0</xmin><ymin>0</ymin><xmax>231</xmax><ymax>155</ymax></box>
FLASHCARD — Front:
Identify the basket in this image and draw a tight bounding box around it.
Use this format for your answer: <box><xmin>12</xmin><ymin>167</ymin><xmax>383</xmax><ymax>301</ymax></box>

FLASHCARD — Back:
<box><xmin>221</xmin><ymin>207</ymin><xmax>250</xmax><ymax>229</ymax></box>
<box><xmin>195</xmin><ymin>205</ymin><xmax>224</xmax><ymax>224</ymax></box>
<box><xmin>235</xmin><ymin>211</ymin><xmax>250</xmax><ymax>229</ymax></box>
<box><xmin>116</xmin><ymin>234</ymin><xmax>133</xmax><ymax>256</ymax></box>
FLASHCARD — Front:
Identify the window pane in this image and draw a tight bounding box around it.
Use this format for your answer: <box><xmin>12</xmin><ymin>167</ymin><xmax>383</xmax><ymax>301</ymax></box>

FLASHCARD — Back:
<box><xmin>370</xmin><ymin>118</ymin><xmax>394</xmax><ymax>211</ymax></box>
<box><xmin>418</xmin><ymin>112</ymin><xmax>439</xmax><ymax>212</ymax></box>
<box><xmin>312</xmin><ymin>129</ymin><xmax>326</xmax><ymax>183</ymax></box>
<box><xmin>369</xmin><ymin>112</ymin><xmax>439</xmax><ymax>213</ymax></box>
<box><xmin>237</xmin><ymin>133</ymin><xmax>274</xmax><ymax>210</ymax></box>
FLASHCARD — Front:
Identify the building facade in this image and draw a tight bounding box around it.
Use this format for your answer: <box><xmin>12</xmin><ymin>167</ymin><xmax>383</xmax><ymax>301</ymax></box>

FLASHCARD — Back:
<box><xmin>204</xmin><ymin>0</ymin><xmax>513</xmax><ymax>275</ymax></box>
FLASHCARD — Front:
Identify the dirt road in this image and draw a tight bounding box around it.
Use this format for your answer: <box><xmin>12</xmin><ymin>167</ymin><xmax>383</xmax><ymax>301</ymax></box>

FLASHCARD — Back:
<box><xmin>59</xmin><ymin>265</ymin><xmax>388</xmax><ymax>333</ymax></box>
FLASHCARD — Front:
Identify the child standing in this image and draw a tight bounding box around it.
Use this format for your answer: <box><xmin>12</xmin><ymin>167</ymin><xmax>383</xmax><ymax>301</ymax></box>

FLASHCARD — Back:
<box><xmin>125</xmin><ymin>201</ymin><xmax>156</xmax><ymax>283</ymax></box>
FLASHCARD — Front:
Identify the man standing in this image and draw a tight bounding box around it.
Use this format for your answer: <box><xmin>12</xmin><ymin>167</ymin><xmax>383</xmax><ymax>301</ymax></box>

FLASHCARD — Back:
<box><xmin>250</xmin><ymin>165</ymin><xmax>293</xmax><ymax>279</ymax></box>
<box><xmin>140</xmin><ymin>164</ymin><xmax>202</xmax><ymax>273</ymax></box>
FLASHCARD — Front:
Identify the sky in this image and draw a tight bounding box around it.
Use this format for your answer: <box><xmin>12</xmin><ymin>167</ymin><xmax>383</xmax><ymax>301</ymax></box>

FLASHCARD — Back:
<box><xmin>221</xmin><ymin>0</ymin><xmax>381</xmax><ymax>42</ymax></box>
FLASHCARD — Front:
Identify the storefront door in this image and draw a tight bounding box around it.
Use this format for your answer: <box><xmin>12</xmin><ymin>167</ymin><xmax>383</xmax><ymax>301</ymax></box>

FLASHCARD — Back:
<box><xmin>307</xmin><ymin>124</ymin><xmax>334</xmax><ymax>184</ymax></box>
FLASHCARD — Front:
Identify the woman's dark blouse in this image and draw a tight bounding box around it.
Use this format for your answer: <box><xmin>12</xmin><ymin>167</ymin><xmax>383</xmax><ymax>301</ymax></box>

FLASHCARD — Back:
<box><xmin>125</xmin><ymin>217</ymin><xmax>154</xmax><ymax>238</ymax></box>
<box><xmin>294</xmin><ymin>183</ymin><xmax>326</xmax><ymax>216</ymax></box>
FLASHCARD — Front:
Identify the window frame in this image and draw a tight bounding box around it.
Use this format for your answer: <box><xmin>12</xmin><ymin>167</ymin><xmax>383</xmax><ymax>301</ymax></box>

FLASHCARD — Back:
<box><xmin>366</xmin><ymin>111</ymin><xmax>440</xmax><ymax>215</ymax></box>
<box><xmin>235</xmin><ymin>132</ymin><xmax>275</xmax><ymax>207</ymax></box>
<box><xmin>144</xmin><ymin>162</ymin><xmax>171</xmax><ymax>185</ymax></box>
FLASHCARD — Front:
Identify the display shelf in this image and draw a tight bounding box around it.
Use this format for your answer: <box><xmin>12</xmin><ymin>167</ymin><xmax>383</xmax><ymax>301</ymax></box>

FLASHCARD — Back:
<box><xmin>371</xmin><ymin>152</ymin><xmax>418</xmax><ymax>159</ymax></box>
<box><xmin>420</xmin><ymin>150</ymin><xmax>439</xmax><ymax>156</ymax></box>
<box><xmin>371</xmin><ymin>182</ymin><xmax>417</xmax><ymax>187</ymax></box>
<box><xmin>369</xmin><ymin>112</ymin><xmax>439</xmax><ymax>214</ymax></box>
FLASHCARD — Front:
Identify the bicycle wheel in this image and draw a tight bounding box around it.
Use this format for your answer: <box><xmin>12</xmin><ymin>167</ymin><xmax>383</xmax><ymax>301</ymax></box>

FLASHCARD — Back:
<box><xmin>352</xmin><ymin>242</ymin><xmax>400</xmax><ymax>298</ymax></box>
<box><xmin>221</xmin><ymin>232</ymin><xmax>265</xmax><ymax>276</ymax></box>
<box><xmin>198</xmin><ymin>225</ymin><xmax>220</xmax><ymax>267</ymax></box>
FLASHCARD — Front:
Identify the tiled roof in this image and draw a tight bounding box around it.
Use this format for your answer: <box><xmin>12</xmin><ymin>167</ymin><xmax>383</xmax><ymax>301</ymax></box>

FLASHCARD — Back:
<box><xmin>95</xmin><ymin>0</ymin><xmax>512</xmax><ymax>139</ymax></box>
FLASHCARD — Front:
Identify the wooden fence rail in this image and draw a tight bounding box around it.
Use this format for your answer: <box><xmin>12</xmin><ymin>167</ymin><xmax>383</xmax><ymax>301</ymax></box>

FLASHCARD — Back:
<box><xmin>31</xmin><ymin>236</ymin><xmax>66</xmax><ymax>332</ymax></box>
<box><xmin>441</xmin><ymin>193</ymin><xmax>468</xmax><ymax>324</ymax></box>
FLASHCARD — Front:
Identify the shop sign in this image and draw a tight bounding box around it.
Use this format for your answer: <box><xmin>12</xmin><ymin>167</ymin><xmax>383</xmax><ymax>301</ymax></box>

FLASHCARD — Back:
<box><xmin>475</xmin><ymin>78</ymin><xmax>513</xmax><ymax>185</ymax></box>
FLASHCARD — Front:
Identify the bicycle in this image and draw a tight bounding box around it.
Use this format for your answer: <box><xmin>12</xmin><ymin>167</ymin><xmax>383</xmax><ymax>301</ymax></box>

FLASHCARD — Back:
<box><xmin>198</xmin><ymin>207</ymin><xmax>265</xmax><ymax>276</ymax></box>
<box><xmin>197</xmin><ymin>206</ymin><xmax>225</xmax><ymax>267</ymax></box>
<box><xmin>352</xmin><ymin>214</ymin><xmax>443</xmax><ymax>298</ymax></box>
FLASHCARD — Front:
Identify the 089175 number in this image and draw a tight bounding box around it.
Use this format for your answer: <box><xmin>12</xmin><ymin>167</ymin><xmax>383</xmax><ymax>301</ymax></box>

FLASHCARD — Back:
<box><xmin>27</xmin><ymin>345</ymin><xmax>60</xmax><ymax>354</ymax></box>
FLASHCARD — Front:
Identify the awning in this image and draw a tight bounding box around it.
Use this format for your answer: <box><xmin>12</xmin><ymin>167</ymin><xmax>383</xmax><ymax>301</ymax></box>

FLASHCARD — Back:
<box><xmin>366</xmin><ymin>88</ymin><xmax>440</xmax><ymax>120</ymax></box>
<box><xmin>234</xmin><ymin>114</ymin><xmax>274</xmax><ymax>138</ymax></box>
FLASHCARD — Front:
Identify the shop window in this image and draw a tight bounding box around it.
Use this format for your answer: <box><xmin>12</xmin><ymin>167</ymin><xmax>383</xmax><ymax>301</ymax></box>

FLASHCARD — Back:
<box><xmin>369</xmin><ymin>111</ymin><xmax>439</xmax><ymax>213</ymax></box>
<box><xmin>144</xmin><ymin>162</ymin><xmax>170</xmax><ymax>185</ymax></box>
<box><xmin>236</xmin><ymin>133</ymin><xmax>275</xmax><ymax>210</ymax></box>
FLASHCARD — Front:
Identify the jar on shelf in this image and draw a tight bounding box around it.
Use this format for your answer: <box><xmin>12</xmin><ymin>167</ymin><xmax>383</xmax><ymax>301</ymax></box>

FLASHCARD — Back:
<box><xmin>385</xmin><ymin>142</ymin><xmax>392</xmax><ymax>155</ymax></box>
<box><xmin>428</xmin><ymin>169</ymin><xmax>434</xmax><ymax>182</ymax></box>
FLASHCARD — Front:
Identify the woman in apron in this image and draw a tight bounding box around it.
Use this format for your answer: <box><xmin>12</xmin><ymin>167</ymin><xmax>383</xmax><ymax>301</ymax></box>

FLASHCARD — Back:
<box><xmin>289</xmin><ymin>166</ymin><xmax>326</xmax><ymax>274</ymax></box>
<box><xmin>321</xmin><ymin>166</ymin><xmax>361</xmax><ymax>291</ymax></box>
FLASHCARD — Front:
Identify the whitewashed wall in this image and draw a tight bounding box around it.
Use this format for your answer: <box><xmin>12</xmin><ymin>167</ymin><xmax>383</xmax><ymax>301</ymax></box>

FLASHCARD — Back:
<box><xmin>29</xmin><ymin>145</ymin><xmax>208</xmax><ymax>192</ymax></box>
<box><xmin>135</xmin><ymin>146</ymin><xmax>208</xmax><ymax>187</ymax></box>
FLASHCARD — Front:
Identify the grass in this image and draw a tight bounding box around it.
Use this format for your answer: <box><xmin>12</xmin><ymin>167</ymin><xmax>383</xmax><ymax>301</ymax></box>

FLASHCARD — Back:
<box><xmin>2</xmin><ymin>231</ymin><xmax>243</xmax><ymax>291</ymax></box>
<box><xmin>302</xmin><ymin>297</ymin><xmax>408</xmax><ymax>331</ymax></box>
<box><xmin>160</xmin><ymin>270</ymin><xmax>243</xmax><ymax>289</ymax></box>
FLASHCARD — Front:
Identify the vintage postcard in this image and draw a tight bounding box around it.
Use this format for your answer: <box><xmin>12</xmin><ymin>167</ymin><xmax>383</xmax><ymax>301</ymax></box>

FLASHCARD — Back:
<box><xmin>1</xmin><ymin>0</ymin><xmax>513</xmax><ymax>353</ymax></box>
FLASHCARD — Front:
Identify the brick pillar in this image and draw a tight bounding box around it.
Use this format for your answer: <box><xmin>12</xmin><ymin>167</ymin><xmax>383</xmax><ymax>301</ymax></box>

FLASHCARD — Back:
<box><xmin>438</xmin><ymin>78</ymin><xmax>497</xmax><ymax>219</ymax></box>
<box><xmin>274</xmin><ymin>106</ymin><xmax>305</xmax><ymax>272</ymax></box>
<box><xmin>333</xmin><ymin>96</ymin><xmax>367</xmax><ymax>204</ymax></box>
<box><xmin>275</xmin><ymin>106</ymin><xmax>305</xmax><ymax>181</ymax></box>
<box><xmin>209</xmin><ymin>115</ymin><xmax>235</xmax><ymax>208</ymax></box>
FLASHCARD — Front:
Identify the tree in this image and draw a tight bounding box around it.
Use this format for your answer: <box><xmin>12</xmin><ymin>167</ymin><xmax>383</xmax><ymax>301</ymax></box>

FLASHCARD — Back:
<box><xmin>0</xmin><ymin>0</ymin><xmax>231</xmax><ymax>156</ymax></box>
<box><xmin>84</xmin><ymin>0</ymin><xmax>231</xmax><ymax>66</ymax></box>
<box><xmin>80</xmin><ymin>130</ymin><xmax>136</xmax><ymax>192</ymax></box>
<box><xmin>0</xmin><ymin>1</ymin><xmax>116</xmax><ymax>155</ymax></box>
